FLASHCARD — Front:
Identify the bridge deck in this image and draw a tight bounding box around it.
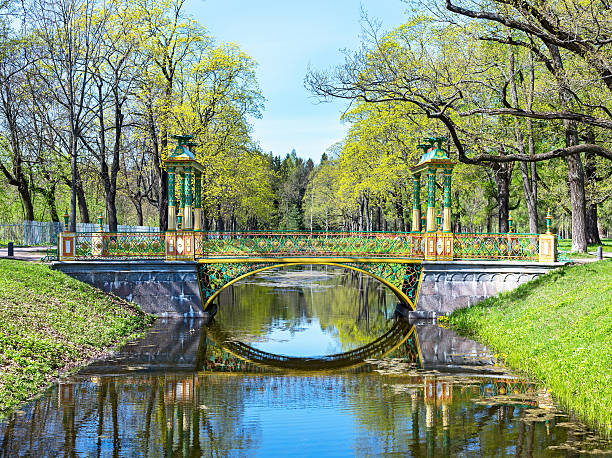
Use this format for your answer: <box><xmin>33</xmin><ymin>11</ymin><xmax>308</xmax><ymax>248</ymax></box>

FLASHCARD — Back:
<box><xmin>57</xmin><ymin>230</ymin><xmax>551</xmax><ymax>262</ymax></box>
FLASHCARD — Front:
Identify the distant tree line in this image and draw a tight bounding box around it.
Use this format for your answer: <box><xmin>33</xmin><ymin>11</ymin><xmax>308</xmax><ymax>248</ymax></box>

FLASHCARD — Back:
<box><xmin>0</xmin><ymin>0</ymin><xmax>610</xmax><ymax>253</ymax></box>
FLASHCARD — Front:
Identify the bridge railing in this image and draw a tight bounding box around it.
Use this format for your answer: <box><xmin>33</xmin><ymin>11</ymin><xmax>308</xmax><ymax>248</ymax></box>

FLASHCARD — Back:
<box><xmin>56</xmin><ymin>229</ymin><xmax>554</xmax><ymax>262</ymax></box>
<box><xmin>193</xmin><ymin>231</ymin><xmax>425</xmax><ymax>259</ymax></box>
<box><xmin>65</xmin><ymin>232</ymin><xmax>166</xmax><ymax>259</ymax></box>
<box><xmin>453</xmin><ymin>232</ymin><xmax>540</xmax><ymax>261</ymax></box>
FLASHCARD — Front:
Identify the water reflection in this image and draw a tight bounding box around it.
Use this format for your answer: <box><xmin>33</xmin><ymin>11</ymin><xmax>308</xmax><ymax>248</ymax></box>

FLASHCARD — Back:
<box><xmin>205</xmin><ymin>319</ymin><xmax>420</xmax><ymax>371</ymax></box>
<box><xmin>1</xmin><ymin>266</ymin><xmax>611</xmax><ymax>456</ymax></box>
<box><xmin>214</xmin><ymin>266</ymin><xmax>398</xmax><ymax>356</ymax></box>
<box><xmin>2</xmin><ymin>319</ymin><xmax>610</xmax><ymax>456</ymax></box>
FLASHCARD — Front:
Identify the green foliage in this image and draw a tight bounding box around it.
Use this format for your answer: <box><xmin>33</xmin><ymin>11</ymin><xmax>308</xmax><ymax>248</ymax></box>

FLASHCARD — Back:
<box><xmin>270</xmin><ymin>150</ymin><xmax>312</xmax><ymax>230</ymax></box>
<box><xmin>302</xmin><ymin>158</ymin><xmax>344</xmax><ymax>230</ymax></box>
<box><xmin>0</xmin><ymin>259</ymin><xmax>154</xmax><ymax>414</ymax></box>
<box><xmin>449</xmin><ymin>260</ymin><xmax>612</xmax><ymax>434</ymax></box>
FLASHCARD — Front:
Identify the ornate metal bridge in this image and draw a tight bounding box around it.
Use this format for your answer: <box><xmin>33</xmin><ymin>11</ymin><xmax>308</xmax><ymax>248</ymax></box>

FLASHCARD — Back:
<box><xmin>55</xmin><ymin>135</ymin><xmax>559</xmax><ymax>313</ymax></box>
<box><xmin>57</xmin><ymin>228</ymin><xmax>556</xmax><ymax>312</ymax></box>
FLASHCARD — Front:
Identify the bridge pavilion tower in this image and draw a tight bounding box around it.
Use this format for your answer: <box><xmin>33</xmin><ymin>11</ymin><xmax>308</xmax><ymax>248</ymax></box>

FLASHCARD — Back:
<box><xmin>410</xmin><ymin>137</ymin><xmax>455</xmax><ymax>260</ymax></box>
<box><xmin>164</xmin><ymin>135</ymin><xmax>205</xmax><ymax>231</ymax></box>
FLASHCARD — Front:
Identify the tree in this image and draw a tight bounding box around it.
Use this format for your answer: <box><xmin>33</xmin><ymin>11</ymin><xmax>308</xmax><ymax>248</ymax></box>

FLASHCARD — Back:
<box><xmin>303</xmin><ymin>158</ymin><xmax>343</xmax><ymax>231</ymax></box>
<box><xmin>29</xmin><ymin>0</ymin><xmax>105</xmax><ymax>229</ymax></box>
<box><xmin>306</xmin><ymin>14</ymin><xmax>612</xmax><ymax>250</ymax></box>
<box><xmin>134</xmin><ymin>0</ymin><xmax>210</xmax><ymax>230</ymax></box>
<box><xmin>79</xmin><ymin>1</ymin><xmax>142</xmax><ymax>231</ymax></box>
<box><xmin>0</xmin><ymin>23</ymin><xmax>35</xmax><ymax>220</ymax></box>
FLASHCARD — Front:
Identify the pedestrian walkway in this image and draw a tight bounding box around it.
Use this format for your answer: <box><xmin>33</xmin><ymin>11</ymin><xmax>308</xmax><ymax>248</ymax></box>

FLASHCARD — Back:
<box><xmin>1</xmin><ymin>246</ymin><xmax>50</xmax><ymax>262</ymax></box>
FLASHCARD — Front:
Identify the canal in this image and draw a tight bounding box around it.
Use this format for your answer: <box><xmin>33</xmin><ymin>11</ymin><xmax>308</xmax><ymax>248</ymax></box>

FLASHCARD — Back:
<box><xmin>1</xmin><ymin>266</ymin><xmax>610</xmax><ymax>456</ymax></box>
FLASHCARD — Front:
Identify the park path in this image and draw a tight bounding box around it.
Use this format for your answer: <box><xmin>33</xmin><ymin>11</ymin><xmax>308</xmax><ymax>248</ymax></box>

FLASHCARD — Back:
<box><xmin>1</xmin><ymin>246</ymin><xmax>49</xmax><ymax>262</ymax></box>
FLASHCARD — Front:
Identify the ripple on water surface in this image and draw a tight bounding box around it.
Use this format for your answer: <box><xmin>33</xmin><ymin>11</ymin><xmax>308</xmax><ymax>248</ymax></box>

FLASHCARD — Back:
<box><xmin>0</xmin><ymin>266</ymin><xmax>610</xmax><ymax>456</ymax></box>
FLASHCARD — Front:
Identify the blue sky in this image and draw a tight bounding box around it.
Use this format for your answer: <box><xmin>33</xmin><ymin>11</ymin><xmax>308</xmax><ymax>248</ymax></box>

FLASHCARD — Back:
<box><xmin>186</xmin><ymin>0</ymin><xmax>409</xmax><ymax>161</ymax></box>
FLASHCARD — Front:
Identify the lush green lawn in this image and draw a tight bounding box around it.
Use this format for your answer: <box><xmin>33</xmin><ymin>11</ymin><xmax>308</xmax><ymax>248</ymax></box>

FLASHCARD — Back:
<box><xmin>558</xmin><ymin>237</ymin><xmax>612</xmax><ymax>258</ymax></box>
<box><xmin>0</xmin><ymin>259</ymin><xmax>154</xmax><ymax>414</ymax></box>
<box><xmin>449</xmin><ymin>260</ymin><xmax>612</xmax><ymax>434</ymax></box>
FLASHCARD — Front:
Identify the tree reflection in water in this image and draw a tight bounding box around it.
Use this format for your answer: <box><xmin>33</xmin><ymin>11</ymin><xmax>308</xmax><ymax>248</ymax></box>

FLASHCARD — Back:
<box><xmin>2</xmin><ymin>320</ymin><xmax>609</xmax><ymax>456</ymax></box>
<box><xmin>1</xmin><ymin>266</ymin><xmax>610</xmax><ymax>456</ymax></box>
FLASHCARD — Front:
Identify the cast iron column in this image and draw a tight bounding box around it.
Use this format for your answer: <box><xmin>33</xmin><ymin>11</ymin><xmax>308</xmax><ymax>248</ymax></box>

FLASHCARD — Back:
<box><xmin>426</xmin><ymin>168</ymin><xmax>437</xmax><ymax>232</ymax></box>
<box><xmin>443</xmin><ymin>168</ymin><xmax>452</xmax><ymax>232</ymax></box>
<box><xmin>183</xmin><ymin>166</ymin><xmax>193</xmax><ymax>230</ymax></box>
<box><xmin>178</xmin><ymin>168</ymin><xmax>185</xmax><ymax>216</ymax></box>
<box><xmin>167</xmin><ymin>166</ymin><xmax>177</xmax><ymax>231</ymax></box>
<box><xmin>412</xmin><ymin>173</ymin><xmax>421</xmax><ymax>232</ymax></box>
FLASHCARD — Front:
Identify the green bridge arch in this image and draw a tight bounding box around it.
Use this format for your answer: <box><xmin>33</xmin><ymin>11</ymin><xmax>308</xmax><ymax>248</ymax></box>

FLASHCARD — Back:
<box><xmin>196</xmin><ymin>257</ymin><xmax>423</xmax><ymax>311</ymax></box>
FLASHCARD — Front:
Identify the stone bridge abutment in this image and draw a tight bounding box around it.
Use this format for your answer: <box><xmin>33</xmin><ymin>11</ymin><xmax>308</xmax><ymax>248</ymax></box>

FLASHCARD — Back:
<box><xmin>52</xmin><ymin>259</ymin><xmax>561</xmax><ymax>319</ymax></box>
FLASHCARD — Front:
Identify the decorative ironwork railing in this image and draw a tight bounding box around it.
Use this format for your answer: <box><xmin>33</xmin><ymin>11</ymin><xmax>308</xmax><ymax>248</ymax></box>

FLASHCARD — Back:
<box><xmin>194</xmin><ymin>231</ymin><xmax>425</xmax><ymax>258</ymax></box>
<box><xmin>453</xmin><ymin>232</ymin><xmax>540</xmax><ymax>261</ymax></box>
<box><xmin>62</xmin><ymin>230</ymin><xmax>545</xmax><ymax>261</ymax></box>
<box><xmin>73</xmin><ymin>232</ymin><xmax>165</xmax><ymax>259</ymax></box>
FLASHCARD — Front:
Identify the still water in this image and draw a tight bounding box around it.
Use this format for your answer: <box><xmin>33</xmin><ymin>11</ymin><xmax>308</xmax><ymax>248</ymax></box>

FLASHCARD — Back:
<box><xmin>1</xmin><ymin>266</ymin><xmax>611</xmax><ymax>456</ymax></box>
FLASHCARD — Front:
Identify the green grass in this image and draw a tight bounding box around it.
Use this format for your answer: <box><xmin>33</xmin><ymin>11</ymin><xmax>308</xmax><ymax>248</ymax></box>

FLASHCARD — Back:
<box><xmin>0</xmin><ymin>259</ymin><xmax>154</xmax><ymax>414</ymax></box>
<box><xmin>558</xmin><ymin>237</ymin><xmax>612</xmax><ymax>258</ymax></box>
<box><xmin>449</xmin><ymin>259</ymin><xmax>612</xmax><ymax>434</ymax></box>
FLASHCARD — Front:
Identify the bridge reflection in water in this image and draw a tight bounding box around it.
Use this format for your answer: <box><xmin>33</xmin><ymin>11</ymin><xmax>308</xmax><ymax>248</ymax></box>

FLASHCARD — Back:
<box><xmin>204</xmin><ymin>318</ymin><xmax>420</xmax><ymax>372</ymax></box>
<box><xmin>1</xmin><ymin>317</ymin><xmax>601</xmax><ymax>457</ymax></box>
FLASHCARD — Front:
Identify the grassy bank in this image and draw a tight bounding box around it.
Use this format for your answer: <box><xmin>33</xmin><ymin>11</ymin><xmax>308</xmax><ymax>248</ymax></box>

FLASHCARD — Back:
<box><xmin>0</xmin><ymin>259</ymin><xmax>154</xmax><ymax>414</ymax></box>
<box><xmin>449</xmin><ymin>260</ymin><xmax>612</xmax><ymax>434</ymax></box>
<box><xmin>558</xmin><ymin>237</ymin><xmax>612</xmax><ymax>258</ymax></box>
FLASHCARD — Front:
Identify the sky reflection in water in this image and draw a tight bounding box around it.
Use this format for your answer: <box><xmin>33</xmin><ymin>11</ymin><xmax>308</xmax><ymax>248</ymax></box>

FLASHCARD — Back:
<box><xmin>0</xmin><ymin>266</ymin><xmax>610</xmax><ymax>457</ymax></box>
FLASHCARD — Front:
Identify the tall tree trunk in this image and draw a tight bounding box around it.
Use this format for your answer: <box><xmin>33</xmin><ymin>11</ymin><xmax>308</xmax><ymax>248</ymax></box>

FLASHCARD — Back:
<box><xmin>364</xmin><ymin>195</ymin><xmax>371</xmax><ymax>231</ymax></box>
<box><xmin>45</xmin><ymin>185</ymin><xmax>60</xmax><ymax>222</ymax></box>
<box><xmin>507</xmin><ymin>43</ymin><xmax>538</xmax><ymax>233</ymax></box>
<box><xmin>546</xmin><ymin>43</ymin><xmax>587</xmax><ymax>252</ymax></box>
<box><xmin>17</xmin><ymin>181</ymin><xmax>34</xmax><ymax>221</ymax></box>
<box><xmin>586</xmin><ymin>204</ymin><xmax>600</xmax><ymax>245</ymax></box>
<box><xmin>453</xmin><ymin>213</ymin><xmax>462</xmax><ymax>233</ymax></box>
<box><xmin>158</xmin><ymin>80</ymin><xmax>174</xmax><ymax>232</ymax></box>
<box><xmin>147</xmin><ymin>105</ymin><xmax>166</xmax><ymax>230</ymax></box>
<box><xmin>0</xmin><ymin>119</ymin><xmax>35</xmax><ymax>220</ymax></box>
<box><xmin>491</xmin><ymin>162</ymin><xmax>512</xmax><ymax>233</ymax></box>
<box><xmin>134</xmin><ymin>199</ymin><xmax>143</xmax><ymax>226</ymax></box>
<box><xmin>565</xmin><ymin>141</ymin><xmax>587</xmax><ymax>252</ymax></box>
<box><xmin>394</xmin><ymin>200</ymin><xmax>405</xmax><ymax>232</ymax></box>
<box><xmin>32</xmin><ymin>182</ymin><xmax>59</xmax><ymax>222</ymax></box>
<box><xmin>74</xmin><ymin>169</ymin><xmax>90</xmax><ymax>223</ymax></box>
<box><xmin>519</xmin><ymin>162</ymin><xmax>538</xmax><ymax>233</ymax></box>
<box><xmin>202</xmin><ymin>209</ymin><xmax>209</xmax><ymax>231</ymax></box>
<box><xmin>216</xmin><ymin>204</ymin><xmax>224</xmax><ymax>231</ymax></box>
<box><xmin>70</xmin><ymin>142</ymin><xmax>78</xmax><ymax>231</ymax></box>
<box><xmin>157</xmin><ymin>151</ymin><xmax>168</xmax><ymax>231</ymax></box>
<box><xmin>107</xmin><ymin>87</ymin><xmax>124</xmax><ymax>232</ymax></box>
<box><xmin>402</xmin><ymin>186</ymin><xmax>410</xmax><ymax>232</ymax></box>
<box><xmin>583</xmin><ymin>150</ymin><xmax>601</xmax><ymax>245</ymax></box>
<box><xmin>358</xmin><ymin>197</ymin><xmax>364</xmax><ymax>231</ymax></box>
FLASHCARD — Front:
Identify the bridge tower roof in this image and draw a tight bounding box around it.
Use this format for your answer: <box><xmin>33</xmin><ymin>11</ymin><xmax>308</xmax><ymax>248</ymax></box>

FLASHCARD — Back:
<box><xmin>164</xmin><ymin>134</ymin><xmax>204</xmax><ymax>172</ymax></box>
<box><xmin>410</xmin><ymin>136</ymin><xmax>455</xmax><ymax>173</ymax></box>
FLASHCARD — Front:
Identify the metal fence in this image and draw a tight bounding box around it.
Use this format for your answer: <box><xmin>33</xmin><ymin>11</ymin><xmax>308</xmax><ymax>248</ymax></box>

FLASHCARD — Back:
<box><xmin>193</xmin><ymin>231</ymin><xmax>426</xmax><ymax>258</ymax></box>
<box><xmin>453</xmin><ymin>232</ymin><xmax>540</xmax><ymax>261</ymax></box>
<box><xmin>0</xmin><ymin>221</ymin><xmax>159</xmax><ymax>246</ymax></box>
<box><xmin>73</xmin><ymin>232</ymin><xmax>165</xmax><ymax>259</ymax></box>
<box><xmin>62</xmin><ymin>230</ymin><xmax>544</xmax><ymax>261</ymax></box>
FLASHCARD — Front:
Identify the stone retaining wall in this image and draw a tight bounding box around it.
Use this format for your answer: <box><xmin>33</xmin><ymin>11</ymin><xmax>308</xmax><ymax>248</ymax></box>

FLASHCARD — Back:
<box><xmin>53</xmin><ymin>259</ymin><xmax>563</xmax><ymax>318</ymax></box>
<box><xmin>52</xmin><ymin>260</ymin><xmax>204</xmax><ymax>317</ymax></box>
<box><xmin>413</xmin><ymin>260</ymin><xmax>560</xmax><ymax>317</ymax></box>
